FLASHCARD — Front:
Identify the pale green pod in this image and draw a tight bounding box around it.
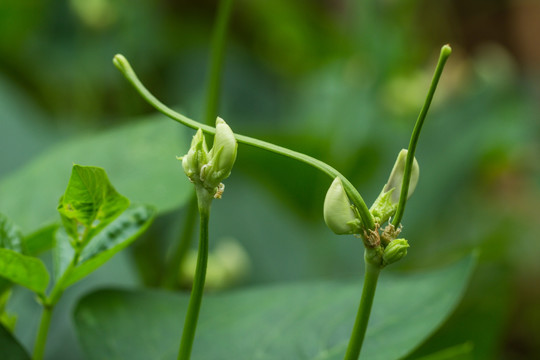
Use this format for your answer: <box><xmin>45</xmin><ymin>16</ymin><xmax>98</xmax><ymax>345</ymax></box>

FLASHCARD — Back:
<box><xmin>323</xmin><ymin>177</ymin><xmax>361</xmax><ymax>235</ymax></box>
<box><xmin>382</xmin><ymin>238</ymin><xmax>409</xmax><ymax>266</ymax></box>
<box><xmin>384</xmin><ymin>149</ymin><xmax>419</xmax><ymax>203</ymax></box>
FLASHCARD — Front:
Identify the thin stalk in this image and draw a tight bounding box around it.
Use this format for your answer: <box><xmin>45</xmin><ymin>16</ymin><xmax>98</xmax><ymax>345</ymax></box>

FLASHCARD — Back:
<box><xmin>203</xmin><ymin>0</ymin><xmax>234</xmax><ymax>126</ymax></box>
<box><xmin>112</xmin><ymin>55</ymin><xmax>375</xmax><ymax>230</ymax></box>
<box><xmin>32</xmin><ymin>252</ymin><xmax>79</xmax><ymax>360</ymax></box>
<box><xmin>392</xmin><ymin>45</ymin><xmax>452</xmax><ymax>227</ymax></box>
<box><xmin>163</xmin><ymin>194</ymin><xmax>198</xmax><ymax>288</ymax></box>
<box><xmin>164</xmin><ymin>0</ymin><xmax>235</xmax><ymax>289</ymax></box>
<box><xmin>344</xmin><ymin>259</ymin><xmax>381</xmax><ymax>360</ymax></box>
<box><xmin>177</xmin><ymin>191</ymin><xmax>211</xmax><ymax>360</ymax></box>
<box><xmin>32</xmin><ymin>306</ymin><xmax>52</xmax><ymax>360</ymax></box>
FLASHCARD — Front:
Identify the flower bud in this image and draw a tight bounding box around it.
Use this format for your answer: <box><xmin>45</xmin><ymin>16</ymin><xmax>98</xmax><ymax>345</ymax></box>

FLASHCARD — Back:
<box><xmin>384</xmin><ymin>149</ymin><xmax>419</xmax><ymax>204</ymax></box>
<box><xmin>178</xmin><ymin>118</ymin><xmax>237</xmax><ymax>199</ymax></box>
<box><xmin>323</xmin><ymin>177</ymin><xmax>362</xmax><ymax>235</ymax></box>
<box><xmin>211</xmin><ymin>117</ymin><xmax>238</xmax><ymax>178</ymax></box>
<box><xmin>382</xmin><ymin>238</ymin><xmax>409</xmax><ymax>266</ymax></box>
<box><xmin>180</xmin><ymin>129</ymin><xmax>208</xmax><ymax>182</ymax></box>
<box><xmin>370</xmin><ymin>149</ymin><xmax>419</xmax><ymax>223</ymax></box>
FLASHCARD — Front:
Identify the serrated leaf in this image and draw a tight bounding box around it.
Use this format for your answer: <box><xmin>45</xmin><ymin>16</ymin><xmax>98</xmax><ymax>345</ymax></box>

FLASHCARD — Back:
<box><xmin>0</xmin><ymin>323</ymin><xmax>30</xmax><ymax>360</ymax></box>
<box><xmin>54</xmin><ymin>205</ymin><xmax>155</xmax><ymax>290</ymax></box>
<box><xmin>0</xmin><ymin>212</ymin><xmax>24</xmax><ymax>253</ymax></box>
<box><xmin>0</xmin><ymin>116</ymin><xmax>190</xmax><ymax>233</ymax></box>
<box><xmin>58</xmin><ymin>165</ymin><xmax>130</xmax><ymax>242</ymax></box>
<box><xmin>74</xmin><ymin>255</ymin><xmax>475</xmax><ymax>360</ymax></box>
<box><xmin>0</xmin><ymin>249</ymin><xmax>49</xmax><ymax>294</ymax></box>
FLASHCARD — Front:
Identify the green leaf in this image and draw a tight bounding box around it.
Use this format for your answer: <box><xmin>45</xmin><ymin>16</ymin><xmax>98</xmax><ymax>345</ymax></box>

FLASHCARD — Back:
<box><xmin>58</xmin><ymin>165</ymin><xmax>130</xmax><ymax>242</ymax></box>
<box><xmin>0</xmin><ymin>212</ymin><xmax>24</xmax><ymax>253</ymax></box>
<box><xmin>0</xmin><ymin>323</ymin><xmax>30</xmax><ymax>360</ymax></box>
<box><xmin>0</xmin><ymin>249</ymin><xmax>49</xmax><ymax>294</ymax></box>
<box><xmin>23</xmin><ymin>223</ymin><xmax>59</xmax><ymax>256</ymax></box>
<box><xmin>0</xmin><ymin>116</ymin><xmax>190</xmax><ymax>233</ymax></box>
<box><xmin>54</xmin><ymin>205</ymin><xmax>155</xmax><ymax>290</ymax></box>
<box><xmin>74</xmin><ymin>255</ymin><xmax>475</xmax><ymax>360</ymax></box>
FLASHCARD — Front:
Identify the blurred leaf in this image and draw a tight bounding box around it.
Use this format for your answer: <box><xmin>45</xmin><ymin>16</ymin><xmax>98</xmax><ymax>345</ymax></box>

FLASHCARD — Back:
<box><xmin>0</xmin><ymin>116</ymin><xmax>190</xmax><ymax>233</ymax></box>
<box><xmin>0</xmin><ymin>212</ymin><xmax>24</xmax><ymax>253</ymax></box>
<box><xmin>74</xmin><ymin>255</ymin><xmax>474</xmax><ymax>360</ymax></box>
<box><xmin>0</xmin><ymin>249</ymin><xmax>49</xmax><ymax>294</ymax></box>
<box><xmin>0</xmin><ymin>323</ymin><xmax>30</xmax><ymax>360</ymax></box>
<box><xmin>0</xmin><ymin>75</ymin><xmax>54</xmax><ymax>179</ymax></box>
<box><xmin>58</xmin><ymin>165</ymin><xmax>130</xmax><ymax>242</ymax></box>
<box><xmin>23</xmin><ymin>223</ymin><xmax>59</xmax><ymax>256</ymax></box>
<box><xmin>54</xmin><ymin>205</ymin><xmax>155</xmax><ymax>290</ymax></box>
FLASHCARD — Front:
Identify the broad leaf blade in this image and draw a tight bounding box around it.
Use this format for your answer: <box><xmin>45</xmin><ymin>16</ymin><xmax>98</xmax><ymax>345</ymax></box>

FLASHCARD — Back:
<box><xmin>0</xmin><ymin>323</ymin><xmax>31</xmax><ymax>360</ymax></box>
<box><xmin>54</xmin><ymin>205</ymin><xmax>155</xmax><ymax>290</ymax></box>
<box><xmin>0</xmin><ymin>212</ymin><xmax>24</xmax><ymax>253</ymax></box>
<box><xmin>0</xmin><ymin>116</ymin><xmax>189</xmax><ymax>233</ymax></box>
<box><xmin>75</xmin><ymin>255</ymin><xmax>475</xmax><ymax>360</ymax></box>
<box><xmin>0</xmin><ymin>249</ymin><xmax>49</xmax><ymax>294</ymax></box>
<box><xmin>58</xmin><ymin>165</ymin><xmax>130</xmax><ymax>242</ymax></box>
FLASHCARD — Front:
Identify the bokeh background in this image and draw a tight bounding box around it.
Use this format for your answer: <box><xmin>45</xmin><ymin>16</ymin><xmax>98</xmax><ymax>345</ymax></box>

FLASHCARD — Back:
<box><xmin>1</xmin><ymin>0</ymin><xmax>539</xmax><ymax>359</ymax></box>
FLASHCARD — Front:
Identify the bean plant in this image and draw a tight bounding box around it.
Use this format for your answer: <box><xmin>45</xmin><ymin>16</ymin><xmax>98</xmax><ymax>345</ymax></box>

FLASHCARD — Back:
<box><xmin>0</xmin><ymin>2</ymin><xmax>475</xmax><ymax>360</ymax></box>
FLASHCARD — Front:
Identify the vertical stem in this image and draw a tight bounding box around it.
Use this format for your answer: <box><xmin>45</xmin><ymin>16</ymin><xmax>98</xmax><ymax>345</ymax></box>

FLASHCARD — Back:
<box><xmin>203</xmin><ymin>0</ymin><xmax>235</xmax><ymax>126</ymax></box>
<box><xmin>344</xmin><ymin>259</ymin><xmax>381</xmax><ymax>360</ymax></box>
<box><xmin>163</xmin><ymin>195</ymin><xmax>199</xmax><ymax>288</ymax></box>
<box><xmin>164</xmin><ymin>0</ymin><xmax>234</xmax><ymax>289</ymax></box>
<box><xmin>177</xmin><ymin>193</ymin><xmax>211</xmax><ymax>360</ymax></box>
<box><xmin>32</xmin><ymin>306</ymin><xmax>53</xmax><ymax>360</ymax></box>
<box><xmin>32</xmin><ymin>251</ymin><xmax>79</xmax><ymax>360</ymax></box>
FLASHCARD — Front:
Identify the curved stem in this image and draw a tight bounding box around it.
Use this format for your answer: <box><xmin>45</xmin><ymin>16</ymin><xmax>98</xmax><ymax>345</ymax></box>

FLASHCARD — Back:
<box><xmin>344</xmin><ymin>258</ymin><xmax>381</xmax><ymax>360</ymax></box>
<box><xmin>113</xmin><ymin>55</ymin><xmax>375</xmax><ymax>230</ymax></box>
<box><xmin>203</xmin><ymin>0</ymin><xmax>234</xmax><ymax>126</ymax></box>
<box><xmin>177</xmin><ymin>190</ymin><xmax>211</xmax><ymax>360</ymax></box>
<box><xmin>392</xmin><ymin>45</ymin><xmax>452</xmax><ymax>227</ymax></box>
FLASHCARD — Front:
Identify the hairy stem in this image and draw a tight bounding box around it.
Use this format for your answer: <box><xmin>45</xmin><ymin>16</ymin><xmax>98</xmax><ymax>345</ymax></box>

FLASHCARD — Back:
<box><xmin>392</xmin><ymin>45</ymin><xmax>452</xmax><ymax>227</ymax></box>
<box><xmin>344</xmin><ymin>258</ymin><xmax>381</xmax><ymax>360</ymax></box>
<box><xmin>177</xmin><ymin>190</ymin><xmax>212</xmax><ymax>360</ymax></box>
<box><xmin>113</xmin><ymin>55</ymin><xmax>375</xmax><ymax>230</ymax></box>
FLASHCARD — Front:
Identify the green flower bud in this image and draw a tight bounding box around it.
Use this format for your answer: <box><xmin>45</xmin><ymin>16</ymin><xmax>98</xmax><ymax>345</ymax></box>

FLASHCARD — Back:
<box><xmin>211</xmin><ymin>117</ymin><xmax>238</xmax><ymax>179</ymax></box>
<box><xmin>180</xmin><ymin>129</ymin><xmax>209</xmax><ymax>182</ymax></box>
<box><xmin>178</xmin><ymin>118</ymin><xmax>237</xmax><ymax>199</ymax></box>
<box><xmin>382</xmin><ymin>238</ymin><xmax>409</xmax><ymax>266</ymax></box>
<box><xmin>203</xmin><ymin>117</ymin><xmax>238</xmax><ymax>193</ymax></box>
<box><xmin>384</xmin><ymin>149</ymin><xmax>419</xmax><ymax>204</ymax></box>
<box><xmin>323</xmin><ymin>177</ymin><xmax>362</xmax><ymax>235</ymax></box>
<box><xmin>370</xmin><ymin>149</ymin><xmax>419</xmax><ymax>223</ymax></box>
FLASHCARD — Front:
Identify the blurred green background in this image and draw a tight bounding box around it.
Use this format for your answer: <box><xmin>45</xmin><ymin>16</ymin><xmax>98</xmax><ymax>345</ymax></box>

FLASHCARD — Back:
<box><xmin>1</xmin><ymin>0</ymin><xmax>539</xmax><ymax>359</ymax></box>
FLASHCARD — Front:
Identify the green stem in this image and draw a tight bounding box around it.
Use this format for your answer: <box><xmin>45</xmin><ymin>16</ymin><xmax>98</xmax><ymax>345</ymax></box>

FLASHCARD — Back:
<box><xmin>164</xmin><ymin>0</ymin><xmax>234</xmax><ymax>290</ymax></box>
<box><xmin>344</xmin><ymin>256</ymin><xmax>381</xmax><ymax>360</ymax></box>
<box><xmin>177</xmin><ymin>190</ymin><xmax>212</xmax><ymax>360</ymax></box>
<box><xmin>33</xmin><ymin>251</ymin><xmax>80</xmax><ymax>360</ymax></box>
<box><xmin>32</xmin><ymin>305</ymin><xmax>52</xmax><ymax>360</ymax></box>
<box><xmin>163</xmin><ymin>194</ymin><xmax>198</xmax><ymax>289</ymax></box>
<box><xmin>392</xmin><ymin>45</ymin><xmax>452</xmax><ymax>227</ymax></box>
<box><xmin>112</xmin><ymin>55</ymin><xmax>375</xmax><ymax>230</ymax></box>
<box><xmin>203</xmin><ymin>0</ymin><xmax>234</xmax><ymax>126</ymax></box>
